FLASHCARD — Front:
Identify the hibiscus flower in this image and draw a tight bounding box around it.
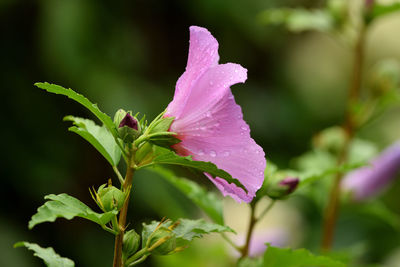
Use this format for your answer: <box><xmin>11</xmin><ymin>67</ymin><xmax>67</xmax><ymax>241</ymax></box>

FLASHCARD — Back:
<box><xmin>165</xmin><ymin>26</ymin><xmax>266</xmax><ymax>203</ymax></box>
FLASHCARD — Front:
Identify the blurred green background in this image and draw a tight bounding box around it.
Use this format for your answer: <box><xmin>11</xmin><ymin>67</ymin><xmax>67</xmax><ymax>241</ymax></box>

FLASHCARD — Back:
<box><xmin>2</xmin><ymin>0</ymin><xmax>400</xmax><ymax>266</ymax></box>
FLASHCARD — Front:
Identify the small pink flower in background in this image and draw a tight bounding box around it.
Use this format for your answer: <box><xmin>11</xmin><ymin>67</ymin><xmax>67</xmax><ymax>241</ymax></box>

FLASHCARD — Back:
<box><xmin>342</xmin><ymin>142</ymin><xmax>400</xmax><ymax>201</ymax></box>
<box><xmin>246</xmin><ymin>229</ymin><xmax>289</xmax><ymax>257</ymax></box>
<box><xmin>165</xmin><ymin>26</ymin><xmax>266</xmax><ymax>203</ymax></box>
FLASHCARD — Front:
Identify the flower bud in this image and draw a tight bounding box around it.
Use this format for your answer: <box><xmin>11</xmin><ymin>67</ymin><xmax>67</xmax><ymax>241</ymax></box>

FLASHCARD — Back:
<box><xmin>146</xmin><ymin>221</ymin><xmax>180</xmax><ymax>255</ymax></box>
<box><xmin>369</xmin><ymin>60</ymin><xmax>400</xmax><ymax>96</ymax></box>
<box><xmin>266</xmin><ymin>176</ymin><xmax>299</xmax><ymax>200</ymax></box>
<box><xmin>147</xmin><ymin>227</ymin><xmax>177</xmax><ymax>255</ymax></box>
<box><xmin>114</xmin><ymin>109</ymin><xmax>128</xmax><ymax>127</ymax></box>
<box><xmin>123</xmin><ymin>229</ymin><xmax>140</xmax><ymax>259</ymax></box>
<box><xmin>313</xmin><ymin>126</ymin><xmax>347</xmax><ymax>154</ymax></box>
<box><xmin>114</xmin><ymin>110</ymin><xmax>141</xmax><ymax>143</ymax></box>
<box><xmin>97</xmin><ymin>184</ymin><xmax>126</xmax><ymax>211</ymax></box>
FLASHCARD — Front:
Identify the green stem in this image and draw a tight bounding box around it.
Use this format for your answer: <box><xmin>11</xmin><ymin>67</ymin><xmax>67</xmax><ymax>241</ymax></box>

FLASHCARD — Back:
<box><xmin>127</xmin><ymin>254</ymin><xmax>149</xmax><ymax>266</ymax></box>
<box><xmin>240</xmin><ymin>202</ymin><xmax>257</xmax><ymax>259</ymax></box>
<box><xmin>221</xmin><ymin>233</ymin><xmax>241</xmax><ymax>252</ymax></box>
<box><xmin>112</xmin><ymin>156</ymin><xmax>136</xmax><ymax>267</ymax></box>
<box><xmin>239</xmin><ymin>199</ymin><xmax>276</xmax><ymax>259</ymax></box>
<box><xmin>257</xmin><ymin>200</ymin><xmax>276</xmax><ymax>221</ymax></box>
<box><xmin>113</xmin><ymin>166</ymin><xmax>125</xmax><ymax>185</ymax></box>
<box><xmin>125</xmin><ymin>248</ymin><xmax>149</xmax><ymax>266</ymax></box>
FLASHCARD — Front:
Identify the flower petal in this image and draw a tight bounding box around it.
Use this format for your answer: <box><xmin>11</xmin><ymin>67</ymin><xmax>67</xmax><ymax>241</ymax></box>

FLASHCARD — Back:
<box><xmin>169</xmin><ymin>64</ymin><xmax>265</xmax><ymax>202</ymax></box>
<box><xmin>342</xmin><ymin>142</ymin><xmax>400</xmax><ymax>200</ymax></box>
<box><xmin>166</xmin><ymin>26</ymin><xmax>219</xmax><ymax>119</ymax></box>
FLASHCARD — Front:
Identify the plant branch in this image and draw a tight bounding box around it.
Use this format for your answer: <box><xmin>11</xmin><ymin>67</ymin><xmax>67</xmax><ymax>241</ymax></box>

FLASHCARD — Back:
<box><xmin>321</xmin><ymin>24</ymin><xmax>366</xmax><ymax>251</ymax></box>
<box><xmin>112</xmin><ymin>155</ymin><xmax>136</xmax><ymax>267</ymax></box>
<box><xmin>240</xmin><ymin>202</ymin><xmax>257</xmax><ymax>258</ymax></box>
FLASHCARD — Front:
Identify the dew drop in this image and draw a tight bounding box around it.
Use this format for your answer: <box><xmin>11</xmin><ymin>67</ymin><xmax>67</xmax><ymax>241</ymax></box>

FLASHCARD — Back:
<box><xmin>241</xmin><ymin>126</ymin><xmax>248</xmax><ymax>131</ymax></box>
<box><xmin>209</xmin><ymin>80</ymin><xmax>214</xmax><ymax>86</ymax></box>
<box><xmin>200</xmin><ymin>126</ymin><xmax>206</xmax><ymax>131</ymax></box>
<box><xmin>210</xmin><ymin>150</ymin><xmax>217</xmax><ymax>157</ymax></box>
<box><xmin>198</xmin><ymin>149</ymin><xmax>204</xmax><ymax>156</ymax></box>
<box><xmin>206</xmin><ymin>111</ymin><xmax>212</xmax><ymax>118</ymax></box>
<box><xmin>223</xmin><ymin>151</ymin><xmax>230</xmax><ymax>157</ymax></box>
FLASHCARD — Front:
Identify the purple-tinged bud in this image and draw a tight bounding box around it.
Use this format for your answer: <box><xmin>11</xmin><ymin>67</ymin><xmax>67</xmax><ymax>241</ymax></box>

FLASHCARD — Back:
<box><xmin>342</xmin><ymin>142</ymin><xmax>400</xmax><ymax>201</ymax></box>
<box><xmin>279</xmin><ymin>177</ymin><xmax>299</xmax><ymax>195</ymax></box>
<box><xmin>266</xmin><ymin>176</ymin><xmax>300</xmax><ymax>199</ymax></box>
<box><xmin>114</xmin><ymin>109</ymin><xmax>141</xmax><ymax>143</ymax></box>
<box><xmin>119</xmin><ymin>113</ymin><xmax>138</xmax><ymax>130</ymax></box>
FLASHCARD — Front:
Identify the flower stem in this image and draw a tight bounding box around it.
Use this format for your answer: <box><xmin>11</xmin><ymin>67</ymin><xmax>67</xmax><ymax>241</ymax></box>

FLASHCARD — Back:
<box><xmin>257</xmin><ymin>200</ymin><xmax>276</xmax><ymax>221</ymax></box>
<box><xmin>321</xmin><ymin>24</ymin><xmax>366</xmax><ymax>251</ymax></box>
<box><xmin>112</xmin><ymin>157</ymin><xmax>136</xmax><ymax>267</ymax></box>
<box><xmin>221</xmin><ymin>233</ymin><xmax>241</xmax><ymax>252</ymax></box>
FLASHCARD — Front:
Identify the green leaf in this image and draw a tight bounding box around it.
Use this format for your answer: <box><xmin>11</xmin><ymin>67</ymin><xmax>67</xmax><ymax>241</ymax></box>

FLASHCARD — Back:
<box><xmin>139</xmin><ymin>146</ymin><xmax>247</xmax><ymax>193</ymax></box>
<box><xmin>367</xmin><ymin>2</ymin><xmax>400</xmax><ymax>24</ymax></box>
<box><xmin>299</xmin><ymin>161</ymin><xmax>366</xmax><ymax>187</ymax></box>
<box><xmin>64</xmin><ymin>116</ymin><xmax>121</xmax><ymax>166</ymax></box>
<box><xmin>238</xmin><ymin>257</ymin><xmax>263</xmax><ymax>267</ymax></box>
<box><xmin>142</xmin><ymin>218</ymin><xmax>234</xmax><ymax>248</ymax></box>
<box><xmin>148</xmin><ymin>116</ymin><xmax>175</xmax><ymax>134</ymax></box>
<box><xmin>357</xmin><ymin>201</ymin><xmax>400</xmax><ymax>229</ymax></box>
<box><xmin>263</xmin><ymin>246</ymin><xmax>346</xmax><ymax>267</ymax></box>
<box><xmin>35</xmin><ymin>82</ymin><xmax>119</xmax><ymax>139</ymax></box>
<box><xmin>29</xmin><ymin>193</ymin><xmax>117</xmax><ymax>229</ymax></box>
<box><xmin>149</xmin><ymin>166</ymin><xmax>224</xmax><ymax>224</ymax></box>
<box><xmin>14</xmin><ymin>242</ymin><xmax>75</xmax><ymax>267</ymax></box>
<box><xmin>259</xmin><ymin>8</ymin><xmax>333</xmax><ymax>33</ymax></box>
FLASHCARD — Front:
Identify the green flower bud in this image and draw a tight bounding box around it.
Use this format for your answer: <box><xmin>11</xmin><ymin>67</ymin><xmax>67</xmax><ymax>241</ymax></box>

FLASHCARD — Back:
<box><xmin>313</xmin><ymin>126</ymin><xmax>346</xmax><ymax>154</ymax></box>
<box><xmin>147</xmin><ymin>227</ymin><xmax>177</xmax><ymax>255</ymax></box>
<box><xmin>265</xmin><ymin>173</ymin><xmax>299</xmax><ymax>200</ymax></box>
<box><xmin>97</xmin><ymin>184</ymin><xmax>126</xmax><ymax>212</ymax></box>
<box><xmin>123</xmin><ymin>229</ymin><xmax>140</xmax><ymax>259</ymax></box>
<box><xmin>369</xmin><ymin>59</ymin><xmax>400</xmax><ymax>96</ymax></box>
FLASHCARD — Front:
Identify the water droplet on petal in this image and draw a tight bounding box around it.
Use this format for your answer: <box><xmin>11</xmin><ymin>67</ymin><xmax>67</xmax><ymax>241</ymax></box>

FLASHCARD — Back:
<box><xmin>209</xmin><ymin>80</ymin><xmax>214</xmax><ymax>86</ymax></box>
<box><xmin>198</xmin><ymin>149</ymin><xmax>204</xmax><ymax>156</ymax></box>
<box><xmin>223</xmin><ymin>151</ymin><xmax>230</xmax><ymax>157</ymax></box>
<box><xmin>241</xmin><ymin>126</ymin><xmax>247</xmax><ymax>131</ymax></box>
<box><xmin>206</xmin><ymin>111</ymin><xmax>212</xmax><ymax>118</ymax></box>
<box><xmin>210</xmin><ymin>150</ymin><xmax>217</xmax><ymax>157</ymax></box>
<box><xmin>200</xmin><ymin>126</ymin><xmax>206</xmax><ymax>131</ymax></box>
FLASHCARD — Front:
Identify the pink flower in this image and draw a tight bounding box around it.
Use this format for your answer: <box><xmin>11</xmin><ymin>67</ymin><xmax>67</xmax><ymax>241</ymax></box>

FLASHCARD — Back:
<box><xmin>164</xmin><ymin>26</ymin><xmax>266</xmax><ymax>203</ymax></box>
<box><xmin>342</xmin><ymin>142</ymin><xmax>400</xmax><ymax>201</ymax></box>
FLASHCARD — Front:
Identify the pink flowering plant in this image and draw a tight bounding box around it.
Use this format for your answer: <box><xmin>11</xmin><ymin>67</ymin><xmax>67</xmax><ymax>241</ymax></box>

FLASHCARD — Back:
<box><xmin>16</xmin><ymin>26</ymin><xmax>274</xmax><ymax>267</ymax></box>
<box><xmin>15</xmin><ymin>2</ymin><xmax>400</xmax><ymax>266</ymax></box>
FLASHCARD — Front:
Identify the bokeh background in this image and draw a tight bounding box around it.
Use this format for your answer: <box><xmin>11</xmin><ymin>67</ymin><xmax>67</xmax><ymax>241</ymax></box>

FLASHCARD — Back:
<box><xmin>2</xmin><ymin>0</ymin><xmax>400</xmax><ymax>266</ymax></box>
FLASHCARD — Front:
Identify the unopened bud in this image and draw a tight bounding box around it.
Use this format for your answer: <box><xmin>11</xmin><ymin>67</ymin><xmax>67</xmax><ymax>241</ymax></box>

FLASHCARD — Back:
<box><xmin>266</xmin><ymin>176</ymin><xmax>299</xmax><ymax>199</ymax></box>
<box><xmin>147</xmin><ymin>227</ymin><xmax>177</xmax><ymax>255</ymax></box>
<box><xmin>123</xmin><ymin>229</ymin><xmax>140</xmax><ymax>259</ymax></box>
<box><xmin>97</xmin><ymin>184</ymin><xmax>126</xmax><ymax>211</ymax></box>
<box><xmin>114</xmin><ymin>110</ymin><xmax>141</xmax><ymax>143</ymax></box>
